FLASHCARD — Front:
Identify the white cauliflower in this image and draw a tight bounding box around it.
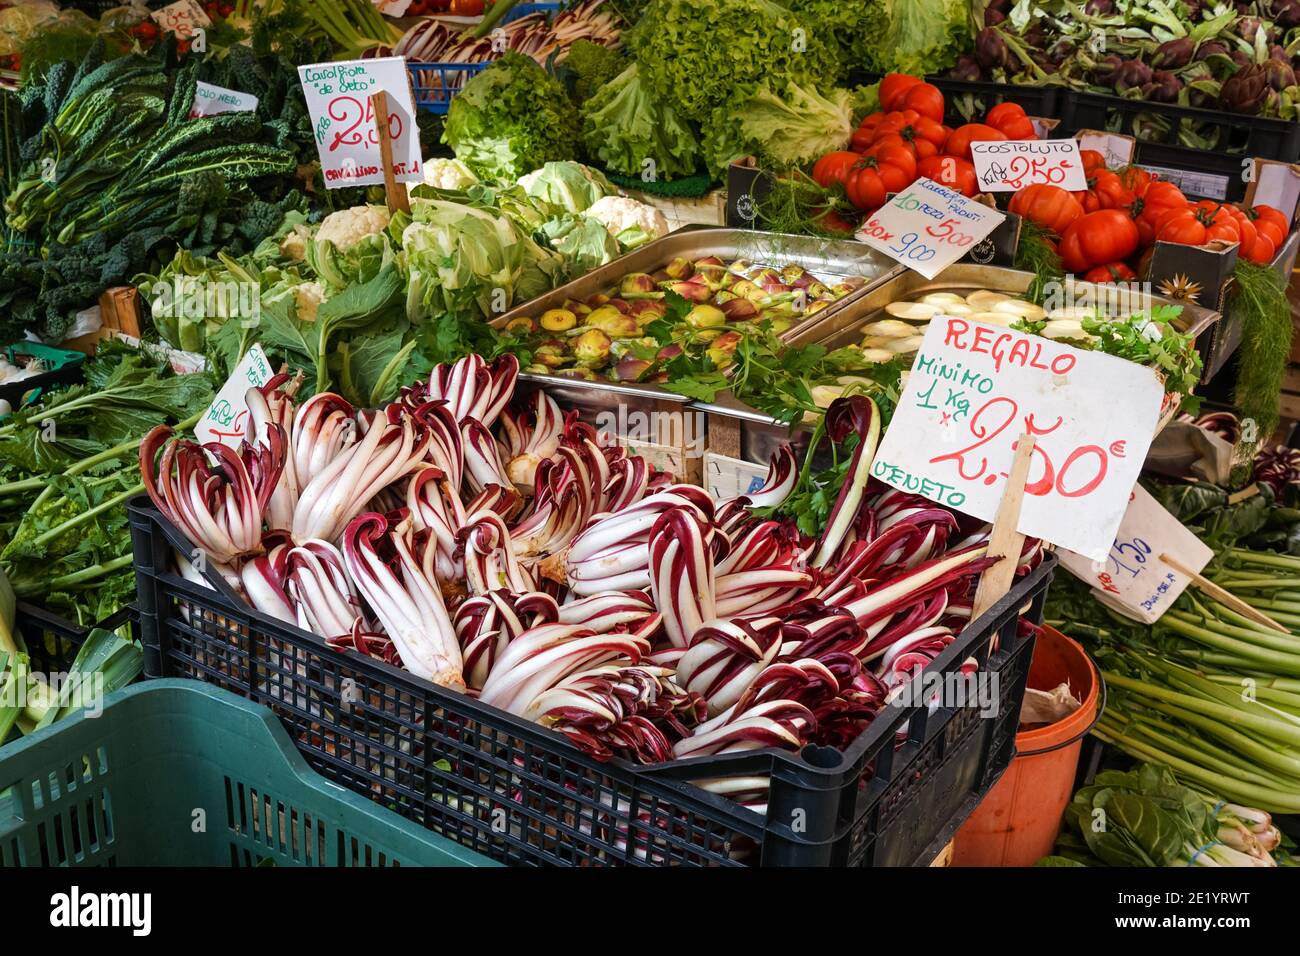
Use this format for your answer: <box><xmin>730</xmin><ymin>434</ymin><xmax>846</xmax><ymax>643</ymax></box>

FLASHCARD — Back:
<box><xmin>585</xmin><ymin>195</ymin><xmax>670</xmax><ymax>249</ymax></box>
<box><xmin>279</xmin><ymin>223</ymin><xmax>311</xmax><ymax>262</ymax></box>
<box><xmin>294</xmin><ymin>282</ymin><xmax>326</xmax><ymax>323</ymax></box>
<box><xmin>420</xmin><ymin>157</ymin><xmax>479</xmax><ymax>191</ymax></box>
<box><xmin>315</xmin><ymin>205</ymin><xmax>391</xmax><ymax>251</ymax></box>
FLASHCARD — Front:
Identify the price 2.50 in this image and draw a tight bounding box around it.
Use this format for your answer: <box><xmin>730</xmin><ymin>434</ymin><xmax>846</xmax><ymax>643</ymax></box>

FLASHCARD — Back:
<box><xmin>930</xmin><ymin>395</ymin><xmax>1113</xmax><ymax>499</ymax></box>
<box><xmin>327</xmin><ymin>95</ymin><xmax>403</xmax><ymax>153</ymax></box>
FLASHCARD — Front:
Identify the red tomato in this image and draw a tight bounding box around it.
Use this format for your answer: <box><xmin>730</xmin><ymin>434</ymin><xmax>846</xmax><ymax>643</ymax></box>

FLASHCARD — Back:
<box><xmin>917</xmin><ymin>155</ymin><xmax>978</xmax><ymax>197</ymax></box>
<box><xmin>984</xmin><ymin>101</ymin><xmax>1036</xmax><ymax>139</ymax></box>
<box><xmin>814</xmin><ymin>207</ymin><xmax>856</xmax><ymax>235</ymax></box>
<box><xmin>1243</xmin><ymin>230</ymin><xmax>1278</xmax><ymax>264</ymax></box>
<box><xmin>1250</xmin><ymin>204</ymin><xmax>1290</xmax><ymax>245</ymax></box>
<box><xmin>811</xmin><ymin>151</ymin><xmax>861</xmax><ymax>188</ymax></box>
<box><xmin>944</xmin><ymin>123</ymin><xmax>1007</xmax><ymax>161</ymax></box>
<box><xmin>860</xmin><ymin>144</ymin><xmax>918</xmax><ymax>192</ymax></box>
<box><xmin>845</xmin><ymin>166</ymin><xmax>886</xmax><ymax>210</ymax></box>
<box><xmin>879</xmin><ymin>74</ymin><xmax>923</xmax><ymax>112</ymax></box>
<box><xmin>900</xmin><ymin>83</ymin><xmax>945</xmax><ymax>123</ymax></box>
<box><xmin>1079</xmin><ymin>149</ymin><xmax>1108</xmax><ymax>174</ymax></box>
<box><xmin>1133</xmin><ymin>181</ymin><xmax>1186</xmax><ymax>224</ymax></box>
<box><xmin>1008</xmin><ymin>184</ymin><xmax>1083</xmax><ymax>236</ymax></box>
<box><xmin>1083</xmin><ymin>262</ymin><xmax>1138</xmax><ymax>284</ymax></box>
<box><xmin>1076</xmin><ymin>169</ymin><xmax>1134</xmax><ymax>213</ymax></box>
<box><xmin>1059</xmin><ymin>210</ymin><xmax>1139</xmax><ymax>273</ymax></box>
<box><xmin>1157</xmin><ymin>209</ymin><xmax>1208</xmax><ymax>245</ymax></box>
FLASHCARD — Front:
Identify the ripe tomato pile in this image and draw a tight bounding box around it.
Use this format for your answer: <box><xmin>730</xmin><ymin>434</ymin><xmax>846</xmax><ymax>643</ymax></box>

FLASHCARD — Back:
<box><xmin>807</xmin><ymin>73</ymin><xmax>1290</xmax><ymax>279</ymax></box>
<box><xmin>1008</xmin><ymin>149</ymin><xmax>1286</xmax><ymax>278</ymax></box>
<box><xmin>811</xmin><ymin>73</ymin><xmax>1037</xmax><ymax>214</ymax></box>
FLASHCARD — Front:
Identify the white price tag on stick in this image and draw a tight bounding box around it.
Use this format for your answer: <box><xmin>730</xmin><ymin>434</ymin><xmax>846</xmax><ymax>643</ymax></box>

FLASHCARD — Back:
<box><xmin>195</xmin><ymin>345</ymin><xmax>274</xmax><ymax>448</ymax></box>
<box><xmin>297</xmin><ymin>57</ymin><xmax>422</xmax><ymax>189</ymax></box>
<box><xmin>854</xmin><ymin>177</ymin><xmax>1006</xmax><ymax>280</ymax></box>
<box><xmin>871</xmin><ymin>317</ymin><xmax>1164</xmax><ymax>560</ymax></box>
<box><xmin>1058</xmin><ymin>485</ymin><xmax>1212</xmax><ymax>623</ymax></box>
<box><xmin>190</xmin><ymin>81</ymin><xmax>259</xmax><ymax>119</ymax></box>
<box><xmin>971</xmin><ymin>139</ymin><xmax>1088</xmax><ymax>192</ymax></box>
<box><xmin>151</xmin><ymin>0</ymin><xmax>211</xmax><ymax>38</ymax></box>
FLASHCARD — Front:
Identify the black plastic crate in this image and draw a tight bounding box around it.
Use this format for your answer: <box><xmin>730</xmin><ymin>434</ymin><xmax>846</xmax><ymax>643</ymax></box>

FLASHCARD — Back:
<box><xmin>1062</xmin><ymin>91</ymin><xmax>1300</xmax><ymax>202</ymax></box>
<box><xmin>11</xmin><ymin>602</ymin><xmax>137</xmax><ymax>674</ymax></box>
<box><xmin>127</xmin><ymin>496</ymin><xmax>1054</xmax><ymax>867</ymax></box>
<box><xmin>0</xmin><ymin>343</ymin><xmax>86</xmax><ymax>413</ymax></box>
<box><xmin>846</xmin><ymin>72</ymin><xmax>1064</xmax><ymax>127</ymax></box>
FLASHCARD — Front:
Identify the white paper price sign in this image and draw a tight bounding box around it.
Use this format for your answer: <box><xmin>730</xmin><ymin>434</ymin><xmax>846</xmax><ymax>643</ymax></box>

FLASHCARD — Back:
<box><xmin>704</xmin><ymin>452</ymin><xmax>769</xmax><ymax>501</ymax></box>
<box><xmin>297</xmin><ymin>57</ymin><xmax>421</xmax><ymax>189</ymax></box>
<box><xmin>190</xmin><ymin>81</ymin><xmax>259</xmax><ymax>119</ymax></box>
<box><xmin>971</xmin><ymin>139</ymin><xmax>1088</xmax><ymax>192</ymax></box>
<box><xmin>195</xmin><ymin>345</ymin><xmax>274</xmax><ymax>448</ymax></box>
<box><xmin>1058</xmin><ymin>484</ymin><xmax>1212</xmax><ymax>623</ymax></box>
<box><xmin>854</xmin><ymin>177</ymin><xmax>1006</xmax><ymax>280</ymax></box>
<box><xmin>151</xmin><ymin>0</ymin><xmax>211</xmax><ymax>38</ymax></box>
<box><xmin>872</xmin><ymin>317</ymin><xmax>1164</xmax><ymax>560</ymax></box>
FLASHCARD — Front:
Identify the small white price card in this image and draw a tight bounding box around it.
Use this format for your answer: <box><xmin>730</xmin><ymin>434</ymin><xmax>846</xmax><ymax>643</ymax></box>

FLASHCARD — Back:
<box><xmin>1058</xmin><ymin>484</ymin><xmax>1212</xmax><ymax>623</ymax></box>
<box><xmin>704</xmin><ymin>452</ymin><xmax>769</xmax><ymax>501</ymax></box>
<box><xmin>971</xmin><ymin>139</ymin><xmax>1088</xmax><ymax>192</ymax></box>
<box><xmin>195</xmin><ymin>345</ymin><xmax>274</xmax><ymax>448</ymax></box>
<box><xmin>297</xmin><ymin>57</ymin><xmax>421</xmax><ymax>189</ymax></box>
<box><xmin>1077</xmin><ymin>131</ymin><xmax>1134</xmax><ymax>169</ymax></box>
<box><xmin>871</xmin><ymin>316</ymin><xmax>1164</xmax><ymax>561</ymax></box>
<box><xmin>190</xmin><ymin>81</ymin><xmax>259</xmax><ymax>119</ymax></box>
<box><xmin>151</xmin><ymin>0</ymin><xmax>211</xmax><ymax>38</ymax></box>
<box><xmin>855</xmin><ymin>177</ymin><xmax>1006</xmax><ymax>280</ymax></box>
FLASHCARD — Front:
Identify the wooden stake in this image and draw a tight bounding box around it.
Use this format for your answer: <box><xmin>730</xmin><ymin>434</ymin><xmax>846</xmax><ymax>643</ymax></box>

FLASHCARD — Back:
<box><xmin>370</xmin><ymin>90</ymin><xmax>410</xmax><ymax>215</ymax></box>
<box><xmin>970</xmin><ymin>434</ymin><xmax>1036</xmax><ymax>621</ymax></box>
<box><xmin>1159</xmin><ymin>551</ymin><xmax>1290</xmax><ymax>635</ymax></box>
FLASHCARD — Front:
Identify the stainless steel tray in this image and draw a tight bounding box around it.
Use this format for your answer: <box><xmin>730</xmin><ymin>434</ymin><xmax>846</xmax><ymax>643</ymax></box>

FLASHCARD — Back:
<box><xmin>696</xmin><ymin>264</ymin><xmax>1221</xmax><ymax>466</ymax></box>
<box><xmin>785</xmin><ymin>263</ymin><xmax>1220</xmax><ymax>352</ymax></box>
<box><xmin>490</xmin><ymin>225</ymin><xmax>904</xmax><ymax>404</ymax></box>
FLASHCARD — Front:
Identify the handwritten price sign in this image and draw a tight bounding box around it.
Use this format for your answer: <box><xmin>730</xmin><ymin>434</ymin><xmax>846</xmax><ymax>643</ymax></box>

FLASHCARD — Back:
<box><xmin>971</xmin><ymin>139</ymin><xmax>1089</xmax><ymax>192</ymax></box>
<box><xmin>1057</xmin><ymin>485</ymin><xmax>1212</xmax><ymax>623</ymax></box>
<box><xmin>297</xmin><ymin>57</ymin><xmax>421</xmax><ymax>189</ymax></box>
<box><xmin>872</xmin><ymin>317</ymin><xmax>1164</xmax><ymax>560</ymax></box>
<box><xmin>151</xmin><ymin>0</ymin><xmax>211</xmax><ymax>39</ymax></box>
<box><xmin>195</xmin><ymin>345</ymin><xmax>274</xmax><ymax>448</ymax></box>
<box><xmin>854</xmin><ymin>177</ymin><xmax>1005</xmax><ymax>280</ymax></box>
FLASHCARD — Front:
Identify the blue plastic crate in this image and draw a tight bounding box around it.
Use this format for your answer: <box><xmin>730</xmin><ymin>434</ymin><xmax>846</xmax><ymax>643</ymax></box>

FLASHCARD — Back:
<box><xmin>408</xmin><ymin>62</ymin><xmax>489</xmax><ymax>114</ymax></box>
<box><xmin>406</xmin><ymin>3</ymin><xmax>562</xmax><ymax>113</ymax></box>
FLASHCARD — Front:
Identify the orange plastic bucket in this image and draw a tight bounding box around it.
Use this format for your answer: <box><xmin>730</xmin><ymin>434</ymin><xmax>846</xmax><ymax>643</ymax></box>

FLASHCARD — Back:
<box><xmin>950</xmin><ymin>625</ymin><xmax>1101</xmax><ymax>867</ymax></box>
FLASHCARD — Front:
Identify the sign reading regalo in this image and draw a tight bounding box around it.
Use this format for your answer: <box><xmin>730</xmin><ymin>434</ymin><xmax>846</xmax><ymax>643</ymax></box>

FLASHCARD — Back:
<box><xmin>871</xmin><ymin>316</ymin><xmax>1164</xmax><ymax>561</ymax></box>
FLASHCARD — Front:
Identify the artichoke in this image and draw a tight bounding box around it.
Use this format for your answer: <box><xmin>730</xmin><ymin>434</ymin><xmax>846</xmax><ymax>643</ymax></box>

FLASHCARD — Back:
<box><xmin>1143</xmin><ymin>71</ymin><xmax>1182</xmax><ymax>103</ymax></box>
<box><xmin>1269</xmin><ymin>0</ymin><xmax>1300</xmax><ymax>28</ymax></box>
<box><xmin>1048</xmin><ymin>39</ymin><xmax>1074</xmax><ymax>66</ymax></box>
<box><xmin>952</xmin><ymin>56</ymin><xmax>984</xmax><ymax>81</ymax></box>
<box><xmin>985</xmin><ymin>7</ymin><xmax>1006</xmax><ymax>26</ymax></box>
<box><xmin>1093</xmin><ymin>54</ymin><xmax>1124</xmax><ymax>86</ymax></box>
<box><xmin>1219</xmin><ymin>64</ymin><xmax>1270</xmax><ymax>113</ymax></box>
<box><xmin>975</xmin><ymin>28</ymin><xmax>1009</xmax><ymax>70</ymax></box>
<box><xmin>1264</xmin><ymin>58</ymin><xmax>1296</xmax><ymax>91</ymax></box>
<box><xmin>1115</xmin><ymin>61</ymin><xmax>1153</xmax><ymax>92</ymax></box>
<box><xmin>1153</xmin><ymin>38</ymin><xmax>1194</xmax><ymax>70</ymax></box>
<box><xmin>1085</xmin><ymin>0</ymin><xmax>1114</xmax><ymax>12</ymax></box>
<box><xmin>1195</xmin><ymin>40</ymin><xmax>1230</xmax><ymax>62</ymax></box>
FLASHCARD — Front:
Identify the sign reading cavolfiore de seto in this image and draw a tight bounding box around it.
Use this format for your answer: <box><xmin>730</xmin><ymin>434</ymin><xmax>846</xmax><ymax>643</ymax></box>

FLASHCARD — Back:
<box><xmin>872</xmin><ymin>317</ymin><xmax>1164</xmax><ymax>561</ymax></box>
<box><xmin>297</xmin><ymin>57</ymin><xmax>421</xmax><ymax>189</ymax></box>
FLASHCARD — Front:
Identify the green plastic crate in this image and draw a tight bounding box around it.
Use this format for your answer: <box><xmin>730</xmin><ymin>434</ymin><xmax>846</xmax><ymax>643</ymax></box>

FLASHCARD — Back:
<box><xmin>0</xmin><ymin>680</ymin><xmax>497</xmax><ymax>867</ymax></box>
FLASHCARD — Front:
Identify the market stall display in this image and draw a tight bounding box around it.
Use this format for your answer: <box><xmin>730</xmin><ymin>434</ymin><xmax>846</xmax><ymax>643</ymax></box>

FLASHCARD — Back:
<box><xmin>2</xmin><ymin>0</ymin><xmax>1300</xmax><ymax>875</ymax></box>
